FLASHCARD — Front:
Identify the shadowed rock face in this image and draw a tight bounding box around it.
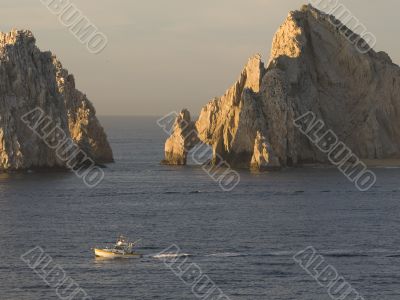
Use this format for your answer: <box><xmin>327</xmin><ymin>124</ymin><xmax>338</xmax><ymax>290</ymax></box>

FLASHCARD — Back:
<box><xmin>163</xmin><ymin>4</ymin><xmax>400</xmax><ymax>169</ymax></box>
<box><xmin>0</xmin><ymin>30</ymin><xmax>113</xmax><ymax>170</ymax></box>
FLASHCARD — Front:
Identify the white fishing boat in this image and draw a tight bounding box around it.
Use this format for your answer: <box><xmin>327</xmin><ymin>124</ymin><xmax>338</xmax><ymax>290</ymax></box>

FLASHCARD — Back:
<box><xmin>93</xmin><ymin>235</ymin><xmax>142</xmax><ymax>259</ymax></box>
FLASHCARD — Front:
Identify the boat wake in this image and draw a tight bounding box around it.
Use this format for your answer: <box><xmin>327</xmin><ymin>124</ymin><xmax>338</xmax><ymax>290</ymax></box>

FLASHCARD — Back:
<box><xmin>147</xmin><ymin>249</ymin><xmax>399</xmax><ymax>261</ymax></box>
<box><xmin>207</xmin><ymin>252</ymin><xmax>243</xmax><ymax>257</ymax></box>
<box><xmin>152</xmin><ymin>253</ymin><xmax>191</xmax><ymax>259</ymax></box>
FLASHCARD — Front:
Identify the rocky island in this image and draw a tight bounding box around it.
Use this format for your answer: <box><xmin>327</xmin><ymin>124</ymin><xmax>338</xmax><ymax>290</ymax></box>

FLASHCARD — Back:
<box><xmin>163</xmin><ymin>4</ymin><xmax>400</xmax><ymax>170</ymax></box>
<box><xmin>0</xmin><ymin>29</ymin><xmax>113</xmax><ymax>171</ymax></box>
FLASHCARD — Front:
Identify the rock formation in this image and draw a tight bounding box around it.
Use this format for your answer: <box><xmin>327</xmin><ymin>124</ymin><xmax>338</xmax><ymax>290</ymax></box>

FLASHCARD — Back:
<box><xmin>163</xmin><ymin>4</ymin><xmax>400</xmax><ymax>169</ymax></box>
<box><xmin>0</xmin><ymin>29</ymin><xmax>113</xmax><ymax>171</ymax></box>
<box><xmin>163</xmin><ymin>109</ymin><xmax>199</xmax><ymax>165</ymax></box>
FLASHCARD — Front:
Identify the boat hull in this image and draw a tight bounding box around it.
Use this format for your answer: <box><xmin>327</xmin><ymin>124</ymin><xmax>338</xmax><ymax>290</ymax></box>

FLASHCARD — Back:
<box><xmin>94</xmin><ymin>248</ymin><xmax>141</xmax><ymax>259</ymax></box>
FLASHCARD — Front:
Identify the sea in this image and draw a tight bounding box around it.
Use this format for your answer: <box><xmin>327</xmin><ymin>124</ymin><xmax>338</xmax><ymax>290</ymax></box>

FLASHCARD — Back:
<box><xmin>0</xmin><ymin>116</ymin><xmax>399</xmax><ymax>300</ymax></box>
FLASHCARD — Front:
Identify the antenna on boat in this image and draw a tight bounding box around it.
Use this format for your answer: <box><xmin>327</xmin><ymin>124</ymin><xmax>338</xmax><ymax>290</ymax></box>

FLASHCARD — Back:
<box><xmin>132</xmin><ymin>239</ymin><xmax>142</xmax><ymax>246</ymax></box>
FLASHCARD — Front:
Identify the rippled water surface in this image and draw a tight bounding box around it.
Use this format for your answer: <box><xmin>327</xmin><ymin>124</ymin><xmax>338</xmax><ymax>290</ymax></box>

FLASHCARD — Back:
<box><xmin>1</xmin><ymin>116</ymin><xmax>399</xmax><ymax>299</ymax></box>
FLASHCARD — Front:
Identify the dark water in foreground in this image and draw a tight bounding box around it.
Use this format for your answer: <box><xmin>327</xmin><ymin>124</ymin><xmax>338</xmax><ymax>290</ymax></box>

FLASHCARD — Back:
<box><xmin>1</xmin><ymin>116</ymin><xmax>400</xmax><ymax>300</ymax></box>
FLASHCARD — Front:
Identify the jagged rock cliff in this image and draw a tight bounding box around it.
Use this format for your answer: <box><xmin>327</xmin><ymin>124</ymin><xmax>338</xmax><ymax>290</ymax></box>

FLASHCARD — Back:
<box><xmin>0</xmin><ymin>29</ymin><xmax>113</xmax><ymax>170</ymax></box>
<box><xmin>163</xmin><ymin>4</ymin><xmax>400</xmax><ymax>169</ymax></box>
<box><xmin>163</xmin><ymin>109</ymin><xmax>199</xmax><ymax>165</ymax></box>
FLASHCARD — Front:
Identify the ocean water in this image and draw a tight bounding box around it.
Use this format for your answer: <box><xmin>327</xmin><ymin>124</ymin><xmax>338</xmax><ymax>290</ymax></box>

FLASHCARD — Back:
<box><xmin>0</xmin><ymin>116</ymin><xmax>400</xmax><ymax>300</ymax></box>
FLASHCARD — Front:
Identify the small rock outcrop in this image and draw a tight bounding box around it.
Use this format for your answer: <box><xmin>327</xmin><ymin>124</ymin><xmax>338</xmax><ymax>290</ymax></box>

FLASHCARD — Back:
<box><xmin>0</xmin><ymin>30</ymin><xmax>113</xmax><ymax>171</ymax></box>
<box><xmin>163</xmin><ymin>4</ymin><xmax>400</xmax><ymax>169</ymax></box>
<box><xmin>162</xmin><ymin>109</ymin><xmax>199</xmax><ymax>165</ymax></box>
<box><xmin>250</xmin><ymin>131</ymin><xmax>280</xmax><ymax>170</ymax></box>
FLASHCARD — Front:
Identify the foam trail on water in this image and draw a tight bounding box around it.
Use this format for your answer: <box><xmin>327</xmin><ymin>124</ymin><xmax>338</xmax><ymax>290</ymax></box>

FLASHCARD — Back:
<box><xmin>153</xmin><ymin>253</ymin><xmax>191</xmax><ymax>259</ymax></box>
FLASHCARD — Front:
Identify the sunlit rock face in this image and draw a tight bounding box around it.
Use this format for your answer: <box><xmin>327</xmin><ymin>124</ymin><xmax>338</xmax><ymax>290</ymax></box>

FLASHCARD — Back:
<box><xmin>0</xmin><ymin>29</ymin><xmax>113</xmax><ymax>170</ymax></box>
<box><xmin>162</xmin><ymin>109</ymin><xmax>199</xmax><ymax>165</ymax></box>
<box><xmin>163</xmin><ymin>4</ymin><xmax>400</xmax><ymax>169</ymax></box>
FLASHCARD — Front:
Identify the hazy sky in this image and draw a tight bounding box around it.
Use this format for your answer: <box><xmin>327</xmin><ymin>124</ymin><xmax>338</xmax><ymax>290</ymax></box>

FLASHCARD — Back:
<box><xmin>1</xmin><ymin>0</ymin><xmax>399</xmax><ymax>116</ymax></box>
